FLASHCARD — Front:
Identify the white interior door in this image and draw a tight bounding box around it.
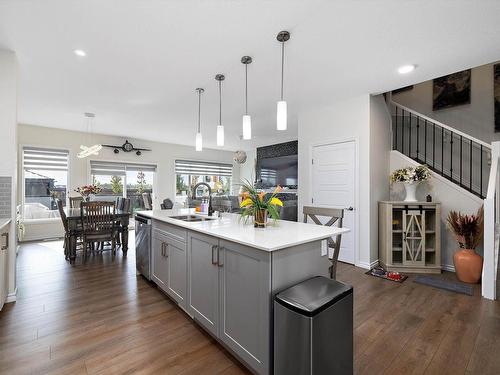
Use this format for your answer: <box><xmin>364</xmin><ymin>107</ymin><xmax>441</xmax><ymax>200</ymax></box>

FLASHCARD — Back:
<box><xmin>312</xmin><ymin>140</ymin><xmax>356</xmax><ymax>264</ymax></box>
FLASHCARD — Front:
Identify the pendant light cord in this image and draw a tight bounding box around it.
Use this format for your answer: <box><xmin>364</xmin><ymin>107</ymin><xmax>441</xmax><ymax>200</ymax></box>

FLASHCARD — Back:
<box><xmin>197</xmin><ymin>90</ymin><xmax>201</xmax><ymax>133</ymax></box>
<box><xmin>280</xmin><ymin>40</ymin><xmax>285</xmax><ymax>101</ymax></box>
<box><xmin>245</xmin><ymin>63</ymin><xmax>248</xmax><ymax>115</ymax></box>
<box><xmin>219</xmin><ymin>80</ymin><xmax>222</xmax><ymax>126</ymax></box>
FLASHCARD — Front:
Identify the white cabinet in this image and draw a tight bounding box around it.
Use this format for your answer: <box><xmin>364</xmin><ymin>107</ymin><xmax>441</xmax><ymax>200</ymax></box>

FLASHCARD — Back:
<box><xmin>187</xmin><ymin>232</ymin><xmax>219</xmax><ymax>337</ymax></box>
<box><xmin>166</xmin><ymin>235</ymin><xmax>187</xmax><ymax>309</ymax></box>
<box><xmin>152</xmin><ymin>229</ymin><xmax>169</xmax><ymax>291</ymax></box>
<box><xmin>218</xmin><ymin>240</ymin><xmax>270</xmax><ymax>375</ymax></box>
<box><xmin>152</xmin><ymin>228</ymin><xmax>188</xmax><ymax>310</ymax></box>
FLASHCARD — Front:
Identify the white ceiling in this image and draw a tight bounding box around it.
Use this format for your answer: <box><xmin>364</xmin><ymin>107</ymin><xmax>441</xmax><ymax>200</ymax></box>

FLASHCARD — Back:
<box><xmin>1</xmin><ymin>0</ymin><xmax>500</xmax><ymax>151</ymax></box>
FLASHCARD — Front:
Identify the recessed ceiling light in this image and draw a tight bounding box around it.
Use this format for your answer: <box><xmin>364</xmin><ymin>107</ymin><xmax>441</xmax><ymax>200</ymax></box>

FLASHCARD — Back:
<box><xmin>398</xmin><ymin>64</ymin><xmax>416</xmax><ymax>74</ymax></box>
<box><xmin>74</xmin><ymin>49</ymin><xmax>86</xmax><ymax>57</ymax></box>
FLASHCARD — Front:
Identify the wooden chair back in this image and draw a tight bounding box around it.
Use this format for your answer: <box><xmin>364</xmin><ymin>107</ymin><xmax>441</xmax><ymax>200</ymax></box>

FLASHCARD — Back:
<box><xmin>70</xmin><ymin>196</ymin><xmax>84</xmax><ymax>209</ymax></box>
<box><xmin>121</xmin><ymin>198</ymin><xmax>131</xmax><ymax>213</ymax></box>
<box><xmin>303</xmin><ymin>206</ymin><xmax>344</xmax><ymax>279</ymax></box>
<box><xmin>56</xmin><ymin>198</ymin><xmax>69</xmax><ymax>232</ymax></box>
<box><xmin>80</xmin><ymin>202</ymin><xmax>116</xmax><ymax>234</ymax></box>
<box><xmin>142</xmin><ymin>193</ymin><xmax>152</xmax><ymax>210</ymax></box>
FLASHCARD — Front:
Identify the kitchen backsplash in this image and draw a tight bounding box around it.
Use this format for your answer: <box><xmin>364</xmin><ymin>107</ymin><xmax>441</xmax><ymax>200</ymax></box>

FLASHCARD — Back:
<box><xmin>0</xmin><ymin>176</ymin><xmax>12</xmax><ymax>218</ymax></box>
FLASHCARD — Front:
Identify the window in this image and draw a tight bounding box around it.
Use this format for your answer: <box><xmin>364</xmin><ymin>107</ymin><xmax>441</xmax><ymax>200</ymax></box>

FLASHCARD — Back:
<box><xmin>90</xmin><ymin>161</ymin><xmax>156</xmax><ymax>213</ymax></box>
<box><xmin>22</xmin><ymin>146</ymin><xmax>69</xmax><ymax>219</ymax></box>
<box><xmin>175</xmin><ymin>160</ymin><xmax>232</xmax><ymax>205</ymax></box>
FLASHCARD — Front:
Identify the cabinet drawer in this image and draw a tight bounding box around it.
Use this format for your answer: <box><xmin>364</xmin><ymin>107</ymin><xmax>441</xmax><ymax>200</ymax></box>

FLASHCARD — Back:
<box><xmin>153</xmin><ymin>221</ymin><xmax>187</xmax><ymax>243</ymax></box>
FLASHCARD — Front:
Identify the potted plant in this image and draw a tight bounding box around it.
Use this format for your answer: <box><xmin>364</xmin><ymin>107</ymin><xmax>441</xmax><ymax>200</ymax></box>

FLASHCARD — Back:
<box><xmin>446</xmin><ymin>206</ymin><xmax>484</xmax><ymax>283</ymax></box>
<box><xmin>74</xmin><ymin>184</ymin><xmax>102</xmax><ymax>201</ymax></box>
<box><xmin>239</xmin><ymin>180</ymin><xmax>283</xmax><ymax>228</ymax></box>
<box><xmin>390</xmin><ymin>165</ymin><xmax>431</xmax><ymax>202</ymax></box>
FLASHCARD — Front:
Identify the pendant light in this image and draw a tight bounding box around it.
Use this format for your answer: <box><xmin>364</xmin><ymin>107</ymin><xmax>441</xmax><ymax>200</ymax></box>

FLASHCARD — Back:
<box><xmin>195</xmin><ymin>88</ymin><xmax>204</xmax><ymax>152</ymax></box>
<box><xmin>241</xmin><ymin>56</ymin><xmax>252</xmax><ymax>140</ymax></box>
<box><xmin>77</xmin><ymin>112</ymin><xmax>102</xmax><ymax>158</ymax></box>
<box><xmin>276</xmin><ymin>31</ymin><xmax>290</xmax><ymax>131</ymax></box>
<box><xmin>215</xmin><ymin>74</ymin><xmax>225</xmax><ymax>147</ymax></box>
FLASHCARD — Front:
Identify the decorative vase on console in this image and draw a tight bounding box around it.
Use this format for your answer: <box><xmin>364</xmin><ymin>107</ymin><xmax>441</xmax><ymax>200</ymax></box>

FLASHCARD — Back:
<box><xmin>390</xmin><ymin>165</ymin><xmax>431</xmax><ymax>202</ymax></box>
<box><xmin>446</xmin><ymin>206</ymin><xmax>484</xmax><ymax>283</ymax></box>
<box><xmin>239</xmin><ymin>179</ymin><xmax>283</xmax><ymax>228</ymax></box>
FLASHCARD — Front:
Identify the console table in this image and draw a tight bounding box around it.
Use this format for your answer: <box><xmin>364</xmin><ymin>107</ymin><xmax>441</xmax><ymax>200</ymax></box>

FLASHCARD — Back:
<box><xmin>379</xmin><ymin>201</ymin><xmax>441</xmax><ymax>274</ymax></box>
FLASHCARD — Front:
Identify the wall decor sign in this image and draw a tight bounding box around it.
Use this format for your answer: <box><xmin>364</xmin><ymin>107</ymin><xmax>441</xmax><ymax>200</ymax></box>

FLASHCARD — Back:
<box><xmin>432</xmin><ymin>69</ymin><xmax>471</xmax><ymax>111</ymax></box>
<box><xmin>495</xmin><ymin>63</ymin><xmax>500</xmax><ymax>132</ymax></box>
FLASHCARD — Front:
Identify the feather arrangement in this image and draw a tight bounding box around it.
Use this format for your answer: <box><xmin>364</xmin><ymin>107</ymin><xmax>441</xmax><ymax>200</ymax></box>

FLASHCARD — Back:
<box><xmin>446</xmin><ymin>206</ymin><xmax>484</xmax><ymax>250</ymax></box>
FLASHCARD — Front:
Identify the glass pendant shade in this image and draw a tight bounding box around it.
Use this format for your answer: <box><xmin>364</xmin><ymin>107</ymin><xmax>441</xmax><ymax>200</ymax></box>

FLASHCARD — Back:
<box><xmin>277</xmin><ymin>100</ymin><xmax>287</xmax><ymax>130</ymax></box>
<box><xmin>195</xmin><ymin>132</ymin><xmax>203</xmax><ymax>152</ymax></box>
<box><xmin>242</xmin><ymin>115</ymin><xmax>251</xmax><ymax>140</ymax></box>
<box><xmin>216</xmin><ymin>125</ymin><xmax>224</xmax><ymax>146</ymax></box>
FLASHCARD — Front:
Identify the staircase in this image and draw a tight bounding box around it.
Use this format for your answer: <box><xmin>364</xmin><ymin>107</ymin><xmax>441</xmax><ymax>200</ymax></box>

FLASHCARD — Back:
<box><xmin>390</xmin><ymin>100</ymin><xmax>498</xmax><ymax>300</ymax></box>
<box><xmin>390</xmin><ymin>101</ymin><xmax>491</xmax><ymax>199</ymax></box>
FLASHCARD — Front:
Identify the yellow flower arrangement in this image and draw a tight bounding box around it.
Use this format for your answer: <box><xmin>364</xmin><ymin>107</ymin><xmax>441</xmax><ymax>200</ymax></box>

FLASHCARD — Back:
<box><xmin>239</xmin><ymin>179</ymin><xmax>283</xmax><ymax>224</ymax></box>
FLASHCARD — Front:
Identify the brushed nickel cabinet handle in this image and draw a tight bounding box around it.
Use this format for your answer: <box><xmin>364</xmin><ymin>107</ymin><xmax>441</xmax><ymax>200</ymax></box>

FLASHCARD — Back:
<box><xmin>1</xmin><ymin>232</ymin><xmax>8</xmax><ymax>251</ymax></box>
<box><xmin>165</xmin><ymin>243</ymin><xmax>169</xmax><ymax>257</ymax></box>
<box><xmin>211</xmin><ymin>245</ymin><xmax>218</xmax><ymax>265</ymax></box>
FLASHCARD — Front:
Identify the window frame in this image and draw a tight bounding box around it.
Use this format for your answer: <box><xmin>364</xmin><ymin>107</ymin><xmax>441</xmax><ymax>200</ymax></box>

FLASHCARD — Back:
<box><xmin>20</xmin><ymin>144</ymin><xmax>71</xmax><ymax>219</ymax></box>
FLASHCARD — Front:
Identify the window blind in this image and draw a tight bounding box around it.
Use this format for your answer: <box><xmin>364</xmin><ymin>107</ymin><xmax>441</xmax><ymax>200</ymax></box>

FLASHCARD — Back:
<box><xmin>23</xmin><ymin>146</ymin><xmax>69</xmax><ymax>171</ymax></box>
<box><xmin>175</xmin><ymin>160</ymin><xmax>232</xmax><ymax>177</ymax></box>
<box><xmin>90</xmin><ymin>161</ymin><xmax>157</xmax><ymax>176</ymax></box>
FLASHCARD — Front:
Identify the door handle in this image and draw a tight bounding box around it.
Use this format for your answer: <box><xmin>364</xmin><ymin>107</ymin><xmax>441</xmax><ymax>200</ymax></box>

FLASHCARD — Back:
<box><xmin>211</xmin><ymin>245</ymin><xmax>218</xmax><ymax>265</ymax></box>
<box><xmin>165</xmin><ymin>243</ymin><xmax>169</xmax><ymax>257</ymax></box>
<box><xmin>218</xmin><ymin>247</ymin><xmax>224</xmax><ymax>267</ymax></box>
<box><xmin>1</xmin><ymin>232</ymin><xmax>7</xmax><ymax>250</ymax></box>
<box><xmin>161</xmin><ymin>243</ymin><xmax>165</xmax><ymax>256</ymax></box>
<box><xmin>345</xmin><ymin>206</ymin><xmax>354</xmax><ymax>211</ymax></box>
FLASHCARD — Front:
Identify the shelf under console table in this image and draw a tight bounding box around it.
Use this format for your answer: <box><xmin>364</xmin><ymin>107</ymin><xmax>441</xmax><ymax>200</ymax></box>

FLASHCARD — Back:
<box><xmin>379</xmin><ymin>201</ymin><xmax>441</xmax><ymax>274</ymax></box>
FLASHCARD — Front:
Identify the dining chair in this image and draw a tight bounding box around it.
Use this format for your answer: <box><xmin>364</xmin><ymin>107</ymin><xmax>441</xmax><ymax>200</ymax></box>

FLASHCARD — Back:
<box><xmin>115</xmin><ymin>197</ymin><xmax>124</xmax><ymax>210</ymax></box>
<box><xmin>57</xmin><ymin>198</ymin><xmax>83</xmax><ymax>260</ymax></box>
<box><xmin>69</xmin><ymin>196</ymin><xmax>84</xmax><ymax>209</ymax></box>
<box><xmin>303</xmin><ymin>206</ymin><xmax>344</xmax><ymax>280</ymax></box>
<box><xmin>116</xmin><ymin>198</ymin><xmax>130</xmax><ymax>247</ymax></box>
<box><xmin>80</xmin><ymin>201</ymin><xmax>118</xmax><ymax>258</ymax></box>
<box><xmin>142</xmin><ymin>193</ymin><xmax>152</xmax><ymax>210</ymax></box>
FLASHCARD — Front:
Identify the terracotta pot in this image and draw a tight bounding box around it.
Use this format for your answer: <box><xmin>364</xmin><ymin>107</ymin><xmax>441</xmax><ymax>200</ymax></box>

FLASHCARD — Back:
<box><xmin>453</xmin><ymin>249</ymin><xmax>483</xmax><ymax>283</ymax></box>
<box><xmin>254</xmin><ymin>209</ymin><xmax>267</xmax><ymax>228</ymax></box>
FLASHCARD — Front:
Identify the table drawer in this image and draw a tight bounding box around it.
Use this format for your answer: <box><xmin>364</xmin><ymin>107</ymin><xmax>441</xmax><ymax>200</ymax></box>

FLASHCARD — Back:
<box><xmin>152</xmin><ymin>220</ymin><xmax>187</xmax><ymax>243</ymax></box>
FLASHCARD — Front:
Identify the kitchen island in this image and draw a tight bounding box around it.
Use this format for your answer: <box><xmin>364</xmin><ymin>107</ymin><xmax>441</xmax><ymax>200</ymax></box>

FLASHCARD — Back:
<box><xmin>136</xmin><ymin>209</ymin><xmax>348</xmax><ymax>375</ymax></box>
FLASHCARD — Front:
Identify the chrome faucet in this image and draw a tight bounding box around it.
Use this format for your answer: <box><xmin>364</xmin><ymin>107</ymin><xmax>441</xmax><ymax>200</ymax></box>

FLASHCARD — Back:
<box><xmin>193</xmin><ymin>182</ymin><xmax>213</xmax><ymax>216</ymax></box>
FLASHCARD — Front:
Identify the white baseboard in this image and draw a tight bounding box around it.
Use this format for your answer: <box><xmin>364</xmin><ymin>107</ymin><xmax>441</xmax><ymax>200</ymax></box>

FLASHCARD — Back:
<box><xmin>441</xmin><ymin>264</ymin><xmax>455</xmax><ymax>272</ymax></box>
<box><xmin>6</xmin><ymin>288</ymin><xmax>17</xmax><ymax>303</ymax></box>
<box><xmin>356</xmin><ymin>259</ymin><xmax>379</xmax><ymax>270</ymax></box>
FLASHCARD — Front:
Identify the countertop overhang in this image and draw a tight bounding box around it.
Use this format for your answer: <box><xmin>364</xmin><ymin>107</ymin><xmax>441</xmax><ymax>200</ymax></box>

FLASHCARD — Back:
<box><xmin>136</xmin><ymin>209</ymin><xmax>349</xmax><ymax>252</ymax></box>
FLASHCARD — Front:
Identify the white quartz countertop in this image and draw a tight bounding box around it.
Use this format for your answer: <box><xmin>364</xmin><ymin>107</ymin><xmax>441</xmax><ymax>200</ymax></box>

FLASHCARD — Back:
<box><xmin>0</xmin><ymin>218</ymin><xmax>11</xmax><ymax>232</ymax></box>
<box><xmin>136</xmin><ymin>209</ymin><xmax>349</xmax><ymax>252</ymax></box>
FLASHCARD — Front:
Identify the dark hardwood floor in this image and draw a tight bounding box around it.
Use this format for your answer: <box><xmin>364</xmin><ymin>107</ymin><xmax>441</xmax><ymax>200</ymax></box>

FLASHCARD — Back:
<box><xmin>1</xmin><ymin>234</ymin><xmax>499</xmax><ymax>374</ymax></box>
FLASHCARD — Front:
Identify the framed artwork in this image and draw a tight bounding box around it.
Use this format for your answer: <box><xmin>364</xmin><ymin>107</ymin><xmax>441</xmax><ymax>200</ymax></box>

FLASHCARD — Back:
<box><xmin>495</xmin><ymin>63</ymin><xmax>500</xmax><ymax>132</ymax></box>
<box><xmin>432</xmin><ymin>69</ymin><xmax>471</xmax><ymax>110</ymax></box>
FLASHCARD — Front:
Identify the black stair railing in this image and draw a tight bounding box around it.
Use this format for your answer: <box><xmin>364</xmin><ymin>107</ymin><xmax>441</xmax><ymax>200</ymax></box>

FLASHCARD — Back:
<box><xmin>391</xmin><ymin>101</ymin><xmax>491</xmax><ymax>199</ymax></box>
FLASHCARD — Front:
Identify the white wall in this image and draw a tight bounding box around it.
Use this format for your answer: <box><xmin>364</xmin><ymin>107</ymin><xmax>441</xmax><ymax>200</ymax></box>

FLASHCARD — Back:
<box><xmin>17</xmin><ymin>124</ymin><xmax>239</xmax><ymax>208</ymax></box>
<box><xmin>0</xmin><ymin>50</ymin><xmax>18</xmax><ymax>301</ymax></box>
<box><xmin>392</xmin><ymin>61</ymin><xmax>500</xmax><ymax>143</ymax></box>
<box><xmin>298</xmin><ymin>94</ymin><xmax>371</xmax><ymax>267</ymax></box>
<box><xmin>238</xmin><ymin>149</ymin><xmax>257</xmax><ymax>186</ymax></box>
<box><xmin>370</xmin><ymin>95</ymin><xmax>391</xmax><ymax>262</ymax></box>
<box><xmin>390</xmin><ymin>151</ymin><xmax>483</xmax><ymax>270</ymax></box>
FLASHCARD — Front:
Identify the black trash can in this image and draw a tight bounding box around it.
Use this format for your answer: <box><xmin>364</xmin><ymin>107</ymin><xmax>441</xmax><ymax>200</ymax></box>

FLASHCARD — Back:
<box><xmin>274</xmin><ymin>276</ymin><xmax>353</xmax><ymax>375</ymax></box>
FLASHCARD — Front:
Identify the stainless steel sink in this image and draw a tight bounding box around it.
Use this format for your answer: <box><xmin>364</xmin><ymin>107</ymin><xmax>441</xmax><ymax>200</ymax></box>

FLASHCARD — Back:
<box><xmin>169</xmin><ymin>215</ymin><xmax>215</xmax><ymax>222</ymax></box>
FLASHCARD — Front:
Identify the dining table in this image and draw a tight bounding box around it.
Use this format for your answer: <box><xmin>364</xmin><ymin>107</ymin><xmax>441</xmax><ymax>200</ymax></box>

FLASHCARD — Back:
<box><xmin>64</xmin><ymin>207</ymin><xmax>130</xmax><ymax>264</ymax></box>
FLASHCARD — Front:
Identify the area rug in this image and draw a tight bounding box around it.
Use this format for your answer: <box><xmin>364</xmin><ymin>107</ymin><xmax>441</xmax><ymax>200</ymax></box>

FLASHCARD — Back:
<box><xmin>365</xmin><ymin>267</ymin><xmax>408</xmax><ymax>283</ymax></box>
<box><xmin>413</xmin><ymin>275</ymin><xmax>474</xmax><ymax>296</ymax></box>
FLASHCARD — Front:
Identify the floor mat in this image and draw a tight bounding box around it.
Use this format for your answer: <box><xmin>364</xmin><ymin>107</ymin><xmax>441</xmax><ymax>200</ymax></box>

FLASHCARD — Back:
<box><xmin>413</xmin><ymin>275</ymin><xmax>474</xmax><ymax>296</ymax></box>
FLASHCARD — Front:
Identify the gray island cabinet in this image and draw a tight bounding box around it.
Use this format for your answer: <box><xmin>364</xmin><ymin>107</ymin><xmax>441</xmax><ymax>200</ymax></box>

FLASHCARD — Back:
<box><xmin>139</xmin><ymin>209</ymin><xmax>348</xmax><ymax>375</ymax></box>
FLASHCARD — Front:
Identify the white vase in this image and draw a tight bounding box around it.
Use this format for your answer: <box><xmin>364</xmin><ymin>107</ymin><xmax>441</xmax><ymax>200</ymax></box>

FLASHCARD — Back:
<box><xmin>403</xmin><ymin>182</ymin><xmax>418</xmax><ymax>202</ymax></box>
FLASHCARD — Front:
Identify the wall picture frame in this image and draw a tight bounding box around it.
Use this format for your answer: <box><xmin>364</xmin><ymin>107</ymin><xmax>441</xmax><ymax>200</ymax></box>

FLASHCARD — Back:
<box><xmin>432</xmin><ymin>69</ymin><xmax>471</xmax><ymax>111</ymax></box>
